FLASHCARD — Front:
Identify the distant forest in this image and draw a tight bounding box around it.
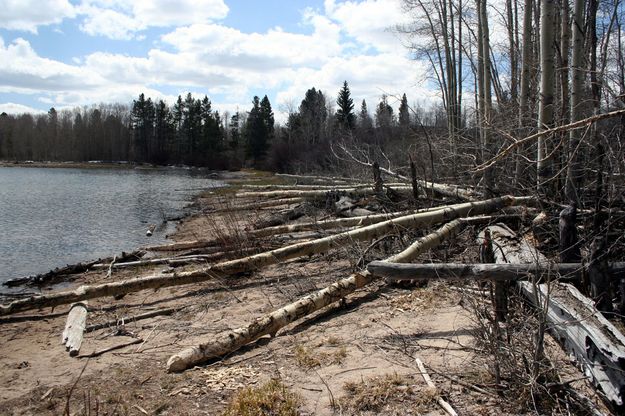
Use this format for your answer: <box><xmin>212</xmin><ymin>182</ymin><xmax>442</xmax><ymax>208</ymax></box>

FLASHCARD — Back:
<box><xmin>0</xmin><ymin>82</ymin><xmax>445</xmax><ymax>173</ymax></box>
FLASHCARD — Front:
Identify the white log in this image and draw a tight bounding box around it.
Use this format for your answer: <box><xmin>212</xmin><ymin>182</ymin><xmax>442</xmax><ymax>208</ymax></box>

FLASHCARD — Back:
<box><xmin>235</xmin><ymin>186</ymin><xmax>413</xmax><ymax>199</ymax></box>
<box><xmin>0</xmin><ymin>196</ymin><xmax>530</xmax><ymax>316</ymax></box>
<box><xmin>61</xmin><ymin>302</ymin><xmax>88</xmax><ymax>357</ymax></box>
<box><xmin>166</xmin><ymin>218</ymin><xmax>468</xmax><ymax>372</ymax></box>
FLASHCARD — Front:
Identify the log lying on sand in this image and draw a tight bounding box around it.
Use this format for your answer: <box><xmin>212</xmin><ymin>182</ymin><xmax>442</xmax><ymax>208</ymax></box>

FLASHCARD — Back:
<box><xmin>0</xmin><ymin>196</ymin><xmax>529</xmax><ymax>316</ymax></box>
<box><xmin>518</xmin><ymin>281</ymin><xmax>625</xmax><ymax>406</ymax></box>
<box><xmin>274</xmin><ymin>173</ymin><xmax>361</xmax><ymax>184</ymax></box>
<box><xmin>62</xmin><ymin>302</ymin><xmax>88</xmax><ymax>357</ymax></box>
<box><xmin>219</xmin><ymin>197</ymin><xmax>304</xmax><ymax>211</ymax></box>
<box><xmin>166</xmin><ymin>218</ymin><xmax>468</xmax><ymax>372</ymax></box>
<box><xmin>239</xmin><ymin>183</ymin><xmax>408</xmax><ymax>191</ymax></box>
<box><xmin>367</xmin><ymin>262</ymin><xmax>625</xmax><ymax>282</ymax></box>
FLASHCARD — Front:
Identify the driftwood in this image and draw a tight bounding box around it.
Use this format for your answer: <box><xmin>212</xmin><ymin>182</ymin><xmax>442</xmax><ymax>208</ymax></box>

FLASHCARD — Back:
<box><xmin>166</xmin><ymin>218</ymin><xmax>469</xmax><ymax>372</ymax></box>
<box><xmin>518</xmin><ymin>281</ymin><xmax>625</xmax><ymax>406</ymax></box>
<box><xmin>239</xmin><ymin>183</ymin><xmax>408</xmax><ymax>191</ymax></box>
<box><xmin>415</xmin><ymin>357</ymin><xmax>458</xmax><ymax>416</ymax></box>
<box><xmin>254</xmin><ymin>203</ymin><xmax>308</xmax><ymax>228</ymax></box>
<box><xmin>62</xmin><ymin>302</ymin><xmax>88</xmax><ymax>357</ymax></box>
<box><xmin>367</xmin><ymin>262</ymin><xmax>625</xmax><ymax>281</ymax></box>
<box><xmin>0</xmin><ymin>196</ymin><xmax>528</xmax><ymax>316</ymax></box>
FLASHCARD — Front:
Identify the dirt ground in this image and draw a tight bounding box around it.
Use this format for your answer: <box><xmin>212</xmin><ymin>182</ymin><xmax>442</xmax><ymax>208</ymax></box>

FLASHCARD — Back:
<box><xmin>0</xmin><ymin>173</ymin><xmax>614</xmax><ymax>415</ymax></box>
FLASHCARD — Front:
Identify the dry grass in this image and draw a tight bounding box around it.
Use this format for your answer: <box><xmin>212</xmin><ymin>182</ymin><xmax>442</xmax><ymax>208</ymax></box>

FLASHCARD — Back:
<box><xmin>339</xmin><ymin>373</ymin><xmax>437</xmax><ymax>414</ymax></box>
<box><xmin>222</xmin><ymin>379</ymin><xmax>300</xmax><ymax>416</ymax></box>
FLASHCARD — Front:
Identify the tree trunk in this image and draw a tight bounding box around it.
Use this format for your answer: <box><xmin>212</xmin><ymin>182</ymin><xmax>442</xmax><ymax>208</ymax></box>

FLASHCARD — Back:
<box><xmin>537</xmin><ymin>0</ymin><xmax>556</xmax><ymax>194</ymax></box>
<box><xmin>564</xmin><ymin>0</ymin><xmax>586</xmax><ymax>204</ymax></box>
<box><xmin>516</xmin><ymin>0</ymin><xmax>534</xmax><ymax>186</ymax></box>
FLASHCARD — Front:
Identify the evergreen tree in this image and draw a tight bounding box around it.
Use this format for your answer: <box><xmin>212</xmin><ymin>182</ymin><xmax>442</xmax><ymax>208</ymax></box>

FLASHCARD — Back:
<box><xmin>245</xmin><ymin>96</ymin><xmax>267</xmax><ymax>165</ymax></box>
<box><xmin>358</xmin><ymin>99</ymin><xmax>373</xmax><ymax>130</ymax></box>
<box><xmin>298</xmin><ymin>87</ymin><xmax>327</xmax><ymax>145</ymax></box>
<box><xmin>228</xmin><ymin>112</ymin><xmax>241</xmax><ymax>150</ymax></box>
<box><xmin>375</xmin><ymin>95</ymin><xmax>394</xmax><ymax>128</ymax></box>
<box><xmin>130</xmin><ymin>93</ymin><xmax>155</xmax><ymax>162</ymax></box>
<box><xmin>260</xmin><ymin>95</ymin><xmax>274</xmax><ymax>140</ymax></box>
<box><xmin>398</xmin><ymin>93</ymin><xmax>410</xmax><ymax>127</ymax></box>
<box><xmin>335</xmin><ymin>80</ymin><xmax>355</xmax><ymax>130</ymax></box>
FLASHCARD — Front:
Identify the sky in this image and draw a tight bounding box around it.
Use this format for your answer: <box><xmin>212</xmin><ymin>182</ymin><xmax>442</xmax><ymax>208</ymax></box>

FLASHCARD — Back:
<box><xmin>0</xmin><ymin>0</ymin><xmax>438</xmax><ymax>122</ymax></box>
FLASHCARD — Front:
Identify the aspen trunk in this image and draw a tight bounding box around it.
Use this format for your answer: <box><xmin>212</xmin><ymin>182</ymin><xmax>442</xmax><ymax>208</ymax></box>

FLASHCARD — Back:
<box><xmin>166</xmin><ymin>219</ymin><xmax>468</xmax><ymax>372</ymax></box>
<box><xmin>62</xmin><ymin>302</ymin><xmax>88</xmax><ymax>357</ymax></box>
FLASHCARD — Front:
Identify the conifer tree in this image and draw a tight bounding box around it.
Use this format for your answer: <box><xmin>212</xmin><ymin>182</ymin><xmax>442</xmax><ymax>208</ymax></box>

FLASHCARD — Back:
<box><xmin>398</xmin><ymin>93</ymin><xmax>410</xmax><ymax>127</ymax></box>
<box><xmin>335</xmin><ymin>81</ymin><xmax>355</xmax><ymax>130</ymax></box>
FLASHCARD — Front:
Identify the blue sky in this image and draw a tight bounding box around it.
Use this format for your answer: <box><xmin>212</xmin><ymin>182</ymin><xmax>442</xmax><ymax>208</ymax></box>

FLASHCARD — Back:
<box><xmin>0</xmin><ymin>0</ymin><xmax>437</xmax><ymax>121</ymax></box>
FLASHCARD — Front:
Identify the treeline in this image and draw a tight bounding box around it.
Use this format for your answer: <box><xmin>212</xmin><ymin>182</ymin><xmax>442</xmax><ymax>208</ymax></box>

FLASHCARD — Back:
<box><xmin>0</xmin><ymin>83</ymin><xmax>444</xmax><ymax>172</ymax></box>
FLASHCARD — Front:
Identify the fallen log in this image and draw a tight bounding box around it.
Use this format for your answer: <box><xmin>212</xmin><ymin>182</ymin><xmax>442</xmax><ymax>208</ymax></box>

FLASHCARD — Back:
<box><xmin>367</xmin><ymin>262</ymin><xmax>625</xmax><ymax>281</ymax></box>
<box><xmin>517</xmin><ymin>281</ymin><xmax>625</xmax><ymax>407</ymax></box>
<box><xmin>235</xmin><ymin>186</ymin><xmax>413</xmax><ymax>199</ymax></box>
<box><xmin>0</xmin><ymin>196</ymin><xmax>530</xmax><ymax>316</ymax></box>
<box><xmin>215</xmin><ymin>197</ymin><xmax>305</xmax><ymax>212</ymax></box>
<box><xmin>62</xmin><ymin>302</ymin><xmax>88</xmax><ymax>357</ymax></box>
<box><xmin>166</xmin><ymin>218</ymin><xmax>468</xmax><ymax>372</ymax></box>
<box><xmin>274</xmin><ymin>173</ymin><xmax>361</xmax><ymax>183</ymax></box>
<box><xmin>239</xmin><ymin>183</ymin><xmax>408</xmax><ymax>190</ymax></box>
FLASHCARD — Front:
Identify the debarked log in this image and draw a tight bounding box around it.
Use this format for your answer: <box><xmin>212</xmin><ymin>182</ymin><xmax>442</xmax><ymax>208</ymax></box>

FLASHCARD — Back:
<box><xmin>62</xmin><ymin>302</ymin><xmax>88</xmax><ymax>357</ymax></box>
<box><xmin>518</xmin><ymin>281</ymin><xmax>625</xmax><ymax>406</ymax></box>
<box><xmin>0</xmin><ymin>196</ymin><xmax>531</xmax><ymax>316</ymax></box>
<box><xmin>166</xmin><ymin>218</ymin><xmax>469</xmax><ymax>372</ymax></box>
<box><xmin>367</xmin><ymin>262</ymin><xmax>625</xmax><ymax>282</ymax></box>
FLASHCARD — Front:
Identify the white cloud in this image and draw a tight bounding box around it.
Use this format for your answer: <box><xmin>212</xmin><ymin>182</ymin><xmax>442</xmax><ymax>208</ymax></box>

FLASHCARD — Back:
<box><xmin>75</xmin><ymin>0</ymin><xmax>229</xmax><ymax>40</ymax></box>
<box><xmin>324</xmin><ymin>0</ymin><xmax>410</xmax><ymax>53</ymax></box>
<box><xmin>0</xmin><ymin>102</ymin><xmax>46</xmax><ymax>114</ymax></box>
<box><xmin>0</xmin><ymin>0</ymin><xmax>76</xmax><ymax>32</ymax></box>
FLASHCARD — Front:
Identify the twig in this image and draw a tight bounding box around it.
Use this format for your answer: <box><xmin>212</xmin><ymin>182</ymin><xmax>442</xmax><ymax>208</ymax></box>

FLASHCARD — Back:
<box><xmin>64</xmin><ymin>358</ymin><xmax>90</xmax><ymax>415</ymax></box>
<box><xmin>421</xmin><ymin>362</ymin><xmax>497</xmax><ymax>397</ymax></box>
<box><xmin>77</xmin><ymin>339</ymin><xmax>143</xmax><ymax>358</ymax></box>
<box><xmin>415</xmin><ymin>357</ymin><xmax>458</xmax><ymax>416</ymax></box>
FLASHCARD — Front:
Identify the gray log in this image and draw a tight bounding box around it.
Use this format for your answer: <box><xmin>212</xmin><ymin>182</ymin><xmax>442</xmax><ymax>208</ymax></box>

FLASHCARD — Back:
<box><xmin>367</xmin><ymin>262</ymin><xmax>625</xmax><ymax>282</ymax></box>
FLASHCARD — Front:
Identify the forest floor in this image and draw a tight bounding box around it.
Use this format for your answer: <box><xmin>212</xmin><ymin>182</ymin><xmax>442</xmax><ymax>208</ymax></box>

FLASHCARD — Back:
<box><xmin>0</xmin><ymin>171</ymin><xmax>614</xmax><ymax>415</ymax></box>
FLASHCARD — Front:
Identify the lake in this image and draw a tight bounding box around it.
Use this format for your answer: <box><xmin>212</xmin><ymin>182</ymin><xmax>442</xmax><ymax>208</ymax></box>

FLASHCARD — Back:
<box><xmin>0</xmin><ymin>166</ymin><xmax>224</xmax><ymax>286</ymax></box>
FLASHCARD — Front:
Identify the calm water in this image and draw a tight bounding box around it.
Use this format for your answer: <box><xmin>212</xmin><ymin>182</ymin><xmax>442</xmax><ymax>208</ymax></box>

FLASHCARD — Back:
<box><xmin>0</xmin><ymin>166</ymin><xmax>224</xmax><ymax>285</ymax></box>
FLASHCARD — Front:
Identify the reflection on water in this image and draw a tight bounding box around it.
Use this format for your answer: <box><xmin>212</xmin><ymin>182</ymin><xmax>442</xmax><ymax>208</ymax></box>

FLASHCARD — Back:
<box><xmin>0</xmin><ymin>166</ymin><xmax>223</xmax><ymax>284</ymax></box>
